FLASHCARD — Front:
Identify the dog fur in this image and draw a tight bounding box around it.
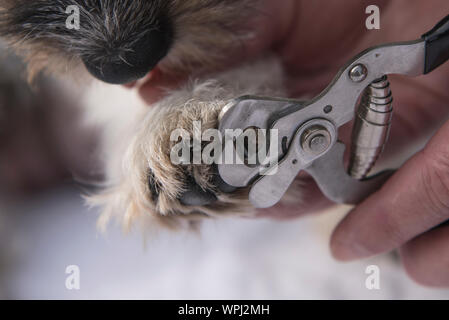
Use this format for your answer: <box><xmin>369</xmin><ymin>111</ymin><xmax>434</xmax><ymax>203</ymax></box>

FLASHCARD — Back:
<box><xmin>89</xmin><ymin>56</ymin><xmax>287</xmax><ymax>230</ymax></box>
<box><xmin>0</xmin><ymin>0</ymin><xmax>257</xmax><ymax>80</ymax></box>
<box><xmin>0</xmin><ymin>0</ymin><xmax>295</xmax><ymax>230</ymax></box>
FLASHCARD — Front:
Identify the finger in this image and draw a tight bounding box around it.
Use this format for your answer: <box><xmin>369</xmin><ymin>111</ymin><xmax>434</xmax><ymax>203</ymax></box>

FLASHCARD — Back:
<box><xmin>138</xmin><ymin>68</ymin><xmax>186</xmax><ymax>105</ymax></box>
<box><xmin>399</xmin><ymin>223</ymin><xmax>449</xmax><ymax>287</ymax></box>
<box><xmin>331</xmin><ymin>117</ymin><xmax>449</xmax><ymax>261</ymax></box>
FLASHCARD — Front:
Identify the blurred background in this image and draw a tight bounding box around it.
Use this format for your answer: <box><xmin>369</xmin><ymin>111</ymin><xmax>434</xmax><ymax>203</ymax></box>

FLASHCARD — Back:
<box><xmin>1</xmin><ymin>43</ymin><xmax>449</xmax><ymax>300</ymax></box>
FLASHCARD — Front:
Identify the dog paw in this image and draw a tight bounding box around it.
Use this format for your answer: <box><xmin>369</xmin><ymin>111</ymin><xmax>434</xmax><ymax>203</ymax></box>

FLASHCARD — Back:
<box><xmin>91</xmin><ymin>56</ymin><xmax>286</xmax><ymax>230</ymax></box>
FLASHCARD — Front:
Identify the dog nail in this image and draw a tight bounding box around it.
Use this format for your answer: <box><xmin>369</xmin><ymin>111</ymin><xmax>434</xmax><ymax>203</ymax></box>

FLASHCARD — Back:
<box><xmin>212</xmin><ymin>174</ymin><xmax>237</xmax><ymax>194</ymax></box>
<box><xmin>178</xmin><ymin>177</ymin><xmax>217</xmax><ymax>206</ymax></box>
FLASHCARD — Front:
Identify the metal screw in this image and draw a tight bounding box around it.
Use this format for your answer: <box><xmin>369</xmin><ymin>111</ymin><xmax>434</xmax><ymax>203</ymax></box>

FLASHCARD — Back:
<box><xmin>301</xmin><ymin>125</ymin><xmax>331</xmax><ymax>155</ymax></box>
<box><xmin>349</xmin><ymin>64</ymin><xmax>368</xmax><ymax>82</ymax></box>
<box><xmin>310</xmin><ymin>135</ymin><xmax>327</xmax><ymax>153</ymax></box>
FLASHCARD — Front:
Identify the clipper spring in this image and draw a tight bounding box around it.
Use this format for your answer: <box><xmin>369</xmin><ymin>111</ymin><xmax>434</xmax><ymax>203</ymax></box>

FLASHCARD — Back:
<box><xmin>348</xmin><ymin>75</ymin><xmax>393</xmax><ymax>179</ymax></box>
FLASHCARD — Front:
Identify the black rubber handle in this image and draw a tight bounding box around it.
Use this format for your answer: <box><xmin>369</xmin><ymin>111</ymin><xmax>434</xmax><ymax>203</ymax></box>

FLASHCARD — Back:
<box><xmin>422</xmin><ymin>14</ymin><xmax>449</xmax><ymax>74</ymax></box>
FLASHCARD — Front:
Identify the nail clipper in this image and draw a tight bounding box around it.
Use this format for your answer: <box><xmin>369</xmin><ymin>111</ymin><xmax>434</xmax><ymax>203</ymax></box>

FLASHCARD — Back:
<box><xmin>218</xmin><ymin>14</ymin><xmax>449</xmax><ymax>208</ymax></box>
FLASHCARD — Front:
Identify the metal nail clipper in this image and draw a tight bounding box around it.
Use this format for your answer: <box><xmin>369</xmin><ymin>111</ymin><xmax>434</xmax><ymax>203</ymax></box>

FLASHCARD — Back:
<box><xmin>218</xmin><ymin>14</ymin><xmax>449</xmax><ymax>208</ymax></box>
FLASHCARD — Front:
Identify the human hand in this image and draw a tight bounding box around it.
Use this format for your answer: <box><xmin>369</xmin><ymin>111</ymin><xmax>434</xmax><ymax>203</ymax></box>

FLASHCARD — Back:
<box><xmin>136</xmin><ymin>0</ymin><xmax>449</xmax><ymax>285</ymax></box>
<box><xmin>280</xmin><ymin>0</ymin><xmax>449</xmax><ymax>287</ymax></box>
<box><xmin>331</xmin><ymin>117</ymin><xmax>449</xmax><ymax>287</ymax></box>
<box><xmin>287</xmin><ymin>1</ymin><xmax>449</xmax><ymax>287</ymax></box>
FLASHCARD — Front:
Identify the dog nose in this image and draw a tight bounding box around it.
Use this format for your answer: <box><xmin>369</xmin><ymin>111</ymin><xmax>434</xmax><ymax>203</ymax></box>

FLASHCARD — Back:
<box><xmin>82</xmin><ymin>26</ymin><xmax>172</xmax><ymax>85</ymax></box>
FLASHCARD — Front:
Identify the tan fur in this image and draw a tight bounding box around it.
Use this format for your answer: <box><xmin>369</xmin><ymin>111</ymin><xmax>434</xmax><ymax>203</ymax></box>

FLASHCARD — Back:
<box><xmin>161</xmin><ymin>0</ymin><xmax>257</xmax><ymax>76</ymax></box>
<box><xmin>0</xmin><ymin>0</ymin><xmax>85</xmax><ymax>81</ymax></box>
<box><xmin>88</xmin><ymin>55</ymin><xmax>287</xmax><ymax>230</ymax></box>
<box><xmin>0</xmin><ymin>0</ymin><xmax>299</xmax><ymax>230</ymax></box>
<box><xmin>0</xmin><ymin>0</ymin><xmax>258</xmax><ymax>81</ymax></box>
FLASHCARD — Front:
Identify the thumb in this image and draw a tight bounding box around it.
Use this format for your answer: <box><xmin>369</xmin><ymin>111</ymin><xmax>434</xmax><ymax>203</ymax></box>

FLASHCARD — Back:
<box><xmin>331</xmin><ymin>115</ymin><xmax>449</xmax><ymax>261</ymax></box>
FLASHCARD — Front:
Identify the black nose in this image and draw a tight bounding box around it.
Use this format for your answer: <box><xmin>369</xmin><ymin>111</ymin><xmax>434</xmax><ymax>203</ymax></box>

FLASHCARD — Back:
<box><xmin>82</xmin><ymin>25</ymin><xmax>173</xmax><ymax>85</ymax></box>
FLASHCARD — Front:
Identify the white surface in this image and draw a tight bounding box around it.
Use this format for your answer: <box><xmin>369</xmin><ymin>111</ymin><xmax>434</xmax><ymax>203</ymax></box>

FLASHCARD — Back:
<box><xmin>2</xmin><ymin>186</ymin><xmax>449</xmax><ymax>300</ymax></box>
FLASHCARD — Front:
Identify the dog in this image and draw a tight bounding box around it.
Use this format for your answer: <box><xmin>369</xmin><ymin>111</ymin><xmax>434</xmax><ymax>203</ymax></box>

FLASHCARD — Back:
<box><xmin>0</xmin><ymin>0</ymin><xmax>298</xmax><ymax>230</ymax></box>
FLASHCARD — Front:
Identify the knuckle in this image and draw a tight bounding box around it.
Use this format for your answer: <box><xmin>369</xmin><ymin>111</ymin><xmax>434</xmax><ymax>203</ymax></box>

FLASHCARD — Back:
<box><xmin>420</xmin><ymin>149</ymin><xmax>449</xmax><ymax>219</ymax></box>
<box><xmin>401</xmin><ymin>245</ymin><xmax>449</xmax><ymax>287</ymax></box>
<box><xmin>401</xmin><ymin>255</ymin><xmax>434</xmax><ymax>286</ymax></box>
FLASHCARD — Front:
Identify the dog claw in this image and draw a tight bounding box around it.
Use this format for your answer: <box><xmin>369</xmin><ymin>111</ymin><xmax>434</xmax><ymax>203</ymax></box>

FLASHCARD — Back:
<box><xmin>178</xmin><ymin>177</ymin><xmax>217</xmax><ymax>206</ymax></box>
<box><xmin>212</xmin><ymin>173</ymin><xmax>237</xmax><ymax>194</ymax></box>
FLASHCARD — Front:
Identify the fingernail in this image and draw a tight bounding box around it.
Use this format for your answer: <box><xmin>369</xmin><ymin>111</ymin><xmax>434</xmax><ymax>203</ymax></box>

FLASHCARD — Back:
<box><xmin>331</xmin><ymin>232</ymin><xmax>372</xmax><ymax>261</ymax></box>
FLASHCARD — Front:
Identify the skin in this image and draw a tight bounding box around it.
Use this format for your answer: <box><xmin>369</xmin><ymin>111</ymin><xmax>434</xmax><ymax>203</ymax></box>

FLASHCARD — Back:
<box><xmin>137</xmin><ymin>0</ymin><xmax>449</xmax><ymax>286</ymax></box>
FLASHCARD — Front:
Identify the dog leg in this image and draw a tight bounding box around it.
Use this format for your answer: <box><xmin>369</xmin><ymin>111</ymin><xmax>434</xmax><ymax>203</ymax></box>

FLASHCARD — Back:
<box><xmin>90</xmin><ymin>55</ymin><xmax>289</xmax><ymax>230</ymax></box>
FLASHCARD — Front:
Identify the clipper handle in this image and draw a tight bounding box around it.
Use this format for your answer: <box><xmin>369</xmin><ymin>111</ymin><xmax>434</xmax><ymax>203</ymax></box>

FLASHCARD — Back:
<box><xmin>422</xmin><ymin>13</ymin><xmax>449</xmax><ymax>74</ymax></box>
